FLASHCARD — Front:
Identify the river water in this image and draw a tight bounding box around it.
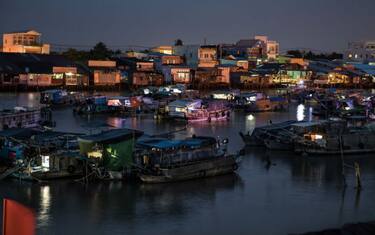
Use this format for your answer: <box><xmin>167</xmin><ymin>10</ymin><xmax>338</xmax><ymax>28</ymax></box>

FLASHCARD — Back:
<box><xmin>1</xmin><ymin>92</ymin><xmax>375</xmax><ymax>235</ymax></box>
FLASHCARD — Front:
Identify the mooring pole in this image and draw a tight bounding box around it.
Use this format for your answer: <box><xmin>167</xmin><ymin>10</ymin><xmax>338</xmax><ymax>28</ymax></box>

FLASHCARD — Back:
<box><xmin>354</xmin><ymin>162</ymin><xmax>362</xmax><ymax>190</ymax></box>
<box><xmin>339</xmin><ymin>135</ymin><xmax>347</xmax><ymax>188</ymax></box>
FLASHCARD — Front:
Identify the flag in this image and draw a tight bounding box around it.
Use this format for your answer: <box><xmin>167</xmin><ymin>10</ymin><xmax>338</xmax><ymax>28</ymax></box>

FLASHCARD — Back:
<box><xmin>3</xmin><ymin>199</ymin><xmax>35</xmax><ymax>235</ymax></box>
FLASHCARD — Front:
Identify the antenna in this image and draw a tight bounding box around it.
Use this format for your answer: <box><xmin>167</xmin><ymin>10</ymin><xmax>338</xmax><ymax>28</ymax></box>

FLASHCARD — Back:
<box><xmin>204</xmin><ymin>38</ymin><xmax>207</xmax><ymax>45</ymax></box>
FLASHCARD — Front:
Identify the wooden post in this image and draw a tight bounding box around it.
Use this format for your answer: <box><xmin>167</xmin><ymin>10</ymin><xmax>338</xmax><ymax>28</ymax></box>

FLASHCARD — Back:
<box><xmin>339</xmin><ymin>135</ymin><xmax>347</xmax><ymax>188</ymax></box>
<box><xmin>354</xmin><ymin>162</ymin><xmax>362</xmax><ymax>190</ymax></box>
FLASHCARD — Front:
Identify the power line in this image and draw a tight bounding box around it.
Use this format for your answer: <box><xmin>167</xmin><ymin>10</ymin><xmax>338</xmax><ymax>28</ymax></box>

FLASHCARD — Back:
<box><xmin>50</xmin><ymin>43</ymin><xmax>151</xmax><ymax>49</ymax></box>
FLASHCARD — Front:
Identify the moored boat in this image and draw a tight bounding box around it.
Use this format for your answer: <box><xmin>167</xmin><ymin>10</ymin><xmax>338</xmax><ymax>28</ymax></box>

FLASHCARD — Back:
<box><xmin>295</xmin><ymin>123</ymin><xmax>375</xmax><ymax>156</ymax></box>
<box><xmin>40</xmin><ymin>89</ymin><xmax>84</xmax><ymax>106</ymax></box>
<box><xmin>78</xmin><ymin>128</ymin><xmax>143</xmax><ymax>180</ymax></box>
<box><xmin>0</xmin><ymin>107</ymin><xmax>54</xmax><ymax>130</ymax></box>
<box><xmin>240</xmin><ymin>120</ymin><xmax>299</xmax><ymax>147</ymax></box>
<box><xmin>166</xmin><ymin>99</ymin><xmax>231</xmax><ymax>123</ymax></box>
<box><xmin>234</xmin><ymin>92</ymin><xmax>288</xmax><ymax>112</ymax></box>
<box><xmin>134</xmin><ymin>136</ymin><xmax>240</xmax><ymax>183</ymax></box>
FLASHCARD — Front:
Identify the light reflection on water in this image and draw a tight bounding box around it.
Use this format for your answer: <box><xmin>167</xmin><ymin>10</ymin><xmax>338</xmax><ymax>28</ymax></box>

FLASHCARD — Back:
<box><xmin>297</xmin><ymin>104</ymin><xmax>305</xmax><ymax>121</ymax></box>
<box><xmin>308</xmin><ymin>107</ymin><xmax>313</xmax><ymax>122</ymax></box>
<box><xmin>245</xmin><ymin>114</ymin><xmax>256</xmax><ymax>135</ymax></box>
<box><xmin>38</xmin><ymin>186</ymin><xmax>51</xmax><ymax>227</ymax></box>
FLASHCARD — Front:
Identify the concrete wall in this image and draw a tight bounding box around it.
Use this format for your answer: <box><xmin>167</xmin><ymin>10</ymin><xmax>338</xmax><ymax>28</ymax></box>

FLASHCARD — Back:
<box><xmin>173</xmin><ymin>45</ymin><xmax>199</xmax><ymax>67</ymax></box>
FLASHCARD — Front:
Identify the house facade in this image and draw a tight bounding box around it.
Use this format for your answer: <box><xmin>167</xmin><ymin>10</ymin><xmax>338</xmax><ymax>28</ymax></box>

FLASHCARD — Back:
<box><xmin>161</xmin><ymin>55</ymin><xmax>184</xmax><ymax>65</ymax></box>
<box><xmin>194</xmin><ymin>66</ymin><xmax>230</xmax><ymax>88</ymax></box>
<box><xmin>198</xmin><ymin>45</ymin><xmax>219</xmax><ymax>68</ymax></box>
<box><xmin>345</xmin><ymin>40</ymin><xmax>375</xmax><ymax>63</ymax></box>
<box><xmin>230</xmin><ymin>72</ymin><xmax>271</xmax><ymax>88</ymax></box>
<box><xmin>116</xmin><ymin>57</ymin><xmax>163</xmax><ymax>87</ymax></box>
<box><xmin>255</xmin><ymin>36</ymin><xmax>279</xmax><ymax>60</ymax></box>
<box><xmin>88</xmin><ymin>60</ymin><xmax>121</xmax><ymax>86</ymax></box>
<box><xmin>0</xmin><ymin>53</ymin><xmax>87</xmax><ymax>88</ymax></box>
<box><xmin>170</xmin><ymin>67</ymin><xmax>192</xmax><ymax>84</ymax></box>
<box><xmin>221</xmin><ymin>35</ymin><xmax>279</xmax><ymax>60</ymax></box>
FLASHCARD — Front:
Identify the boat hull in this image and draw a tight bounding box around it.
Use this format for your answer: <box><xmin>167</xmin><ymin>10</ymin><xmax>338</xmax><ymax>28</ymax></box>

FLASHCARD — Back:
<box><xmin>239</xmin><ymin>132</ymin><xmax>265</xmax><ymax>147</ymax></box>
<box><xmin>302</xmin><ymin>148</ymin><xmax>375</xmax><ymax>156</ymax></box>
<box><xmin>139</xmin><ymin>156</ymin><xmax>238</xmax><ymax>183</ymax></box>
<box><xmin>264</xmin><ymin>139</ymin><xmax>293</xmax><ymax>151</ymax></box>
<box><xmin>188</xmin><ymin>114</ymin><xmax>229</xmax><ymax>123</ymax></box>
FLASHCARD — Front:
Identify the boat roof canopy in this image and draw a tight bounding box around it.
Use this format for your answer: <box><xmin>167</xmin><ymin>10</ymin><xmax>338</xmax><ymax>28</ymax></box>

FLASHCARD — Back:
<box><xmin>168</xmin><ymin>99</ymin><xmax>201</xmax><ymax>107</ymax></box>
<box><xmin>137</xmin><ymin>136</ymin><xmax>216</xmax><ymax>150</ymax></box>
<box><xmin>0</xmin><ymin>128</ymin><xmax>83</xmax><ymax>140</ymax></box>
<box><xmin>291</xmin><ymin>120</ymin><xmax>327</xmax><ymax>128</ymax></box>
<box><xmin>79</xmin><ymin>128</ymin><xmax>143</xmax><ymax>144</ymax></box>
<box><xmin>257</xmin><ymin>120</ymin><xmax>299</xmax><ymax>130</ymax></box>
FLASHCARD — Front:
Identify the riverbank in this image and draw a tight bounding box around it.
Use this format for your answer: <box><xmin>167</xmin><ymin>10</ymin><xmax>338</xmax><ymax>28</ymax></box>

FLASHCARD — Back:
<box><xmin>298</xmin><ymin>221</ymin><xmax>375</xmax><ymax>235</ymax></box>
<box><xmin>1</xmin><ymin>84</ymin><xmax>375</xmax><ymax>92</ymax></box>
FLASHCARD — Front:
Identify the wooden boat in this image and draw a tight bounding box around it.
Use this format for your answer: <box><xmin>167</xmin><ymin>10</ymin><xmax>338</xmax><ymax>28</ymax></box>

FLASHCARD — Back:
<box><xmin>78</xmin><ymin>128</ymin><xmax>143</xmax><ymax>180</ymax></box>
<box><xmin>296</xmin><ymin>128</ymin><xmax>375</xmax><ymax>156</ymax></box>
<box><xmin>135</xmin><ymin>136</ymin><xmax>240</xmax><ymax>183</ymax></box>
<box><xmin>0</xmin><ymin>127</ymin><xmax>86</xmax><ymax>181</ymax></box>
<box><xmin>0</xmin><ymin>107</ymin><xmax>41</xmax><ymax>131</ymax></box>
<box><xmin>166</xmin><ymin>99</ymin><xmax>231</xmax><ymax>123</ymax></box>
<box><xmin>139</xmin><ymin>156</ymin><xmax>238</xmax><ymax>183</ymax></box>
<box><xmin>234</xmin><ymin>92</ymin><xmax>288</xmax><ymax>112</ymax></box>
<box><xmin>264</xmin><ymin>137</ymin><xmax>294</xmax><ymax>151</ymax></box>
<box><xmin>239</xmin><ymin>120</ymin><xmax>299</xmax><ymax>147</ymax></box>
<box><xmin>11</xmin><ymin>151</ymin><xmax>86</xmax><ymax>181</ymax></box>
<box><xmin>73</xmin><ymin>95</ymin><xmax>109</xmax><ymax>115</ymax></box>
<box><xmin>40</xmin><ymin>89</ymin><xmax>83</xmax><ymax>106</ymax></box>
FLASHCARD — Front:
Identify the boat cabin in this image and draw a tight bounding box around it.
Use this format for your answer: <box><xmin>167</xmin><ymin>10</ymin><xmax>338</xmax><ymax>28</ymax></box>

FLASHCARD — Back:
<box><xmin>107</xmin><ymin>96</ymin><xmax>141</xmax><ymax>109</ymax></box>
<box><xmin>167</xmin><ymin>99</ymin><xmax>202</xmax><ymax>118</ymax></box>
<box><xmin>78</xmin><ymin>128</ymin><xmax>143</xmax><ymax>171</ymax></box>
<box><xmin>134</xmin><ymin>136</ymin><xmax>224</xmax><ymax>168</ymax></box>
<box><xmin>211</xmin><ymin>90</ymin><xmax>240</xmax><ymax>100</ymax></box>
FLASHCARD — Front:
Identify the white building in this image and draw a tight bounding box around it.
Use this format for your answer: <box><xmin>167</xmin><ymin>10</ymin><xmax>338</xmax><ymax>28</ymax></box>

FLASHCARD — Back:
<box><xmin>345</xmin><ymin>41</ymin><xmax>375</xmax><ymax>63</ymax></box>
<box><xmin>254</xmin><ymin>36</ymin><xmax>279</xmax><ymax>60</ymax></box>
<box><xmin>2</xmin><ymin>30</ymin><xmax>50</xmax><ymax>54</ymax></box>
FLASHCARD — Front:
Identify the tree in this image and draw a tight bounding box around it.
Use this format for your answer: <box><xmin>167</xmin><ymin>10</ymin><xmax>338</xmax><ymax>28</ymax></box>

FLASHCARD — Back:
<box><xmin>286</xmin><ymin>50</ymin><xmax>343</xmax><ymax>61</ymax></box>
<box><xmin>287</xmin><ymin>50</ymin><xmax>303</xmax><ymax>58</ymax></box>
<box><xmin>90</xmin><ymin>42</ymin><xmax>113</xmax><ymax>60</ymax></box>
<box><xmin>175</xmin><ymin>39</ymin><xmax>183</xmax><ymax>46</ymax></box>
<box><xmin>114</xmin><ymin>49</ymin><xmax>122</xmax><ymax>56</ymax></box>
<box><xmin>62</xmin><ymin>48</ymin><xmax>90</xmax><ymax>62</ymax></box>
<box><xmin>304</xmin><ymin>51</ymin><xmax>314</xmax><ymax>60</ymax></box>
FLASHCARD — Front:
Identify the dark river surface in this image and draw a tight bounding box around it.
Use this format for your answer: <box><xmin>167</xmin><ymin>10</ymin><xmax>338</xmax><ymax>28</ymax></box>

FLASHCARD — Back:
<box><xmin>1</xmin><ymin>92</ymin><xmax>375</xmax><ymax>235</ymax></box>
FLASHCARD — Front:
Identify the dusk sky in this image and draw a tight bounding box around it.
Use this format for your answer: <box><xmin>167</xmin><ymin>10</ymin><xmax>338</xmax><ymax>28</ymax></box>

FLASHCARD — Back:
<box><xmin>1</xmin><ymin>0</ymin><xmax>374</xmax><ymax>53</ymax></box>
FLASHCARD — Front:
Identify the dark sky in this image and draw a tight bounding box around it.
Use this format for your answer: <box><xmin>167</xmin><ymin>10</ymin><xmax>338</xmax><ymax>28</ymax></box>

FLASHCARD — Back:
<box><xmin>1</xmin><ymin>0</ymin><xmax>374</xmax><ymax>53</ymax></box>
